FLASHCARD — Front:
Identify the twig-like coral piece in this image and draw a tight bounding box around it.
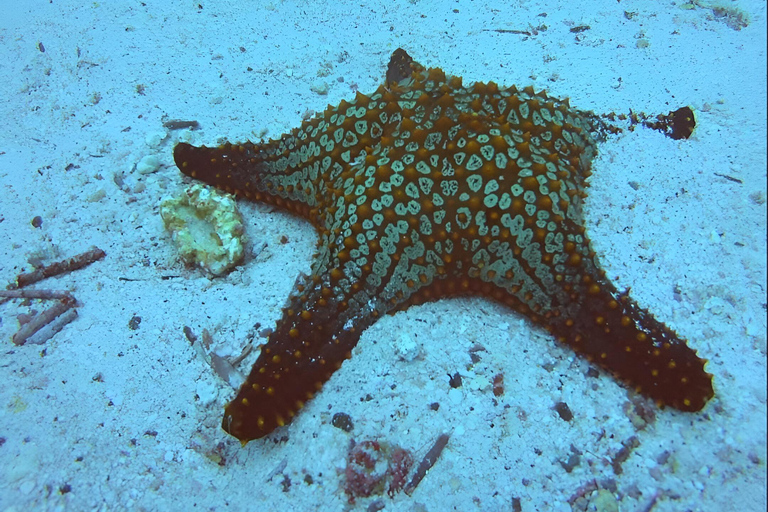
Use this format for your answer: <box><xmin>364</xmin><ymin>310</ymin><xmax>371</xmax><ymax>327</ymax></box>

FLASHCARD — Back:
<box><xmin>404</xmin><ymin>433</ymin><xmax>450</xmax><ymax>495</ymax></box>
<box><xmin>163</xmin><ymin>119</ymin><xmax>200</xmax><ymax>131</ymax></box>
<box><xmin>24</xmin><ymin>308</ymin><xmax>78</xmax><ymax>345</ymax></box>
<box><xmin>2</xmin><ymin>248</ymin><xmax>104</xmax><ymax>344</ymax></box>
<box><xmin>265</xmin><ymin>457</ymin><xmax>288</xmax><ymax>482</ymax></box>
<box><xmin>11</xmin><ymin>247</ymin><xmax>105</xmax><ymax>289</ymax></box>
<box><xmin>12</xmin><ymin>297</ymin><xmax>76</xmax><ymax>345</ymax></box>
<box><xmin>0</xmin><ymin>289</ymin><xmax>74</xmax><ymax>301</ymax></box>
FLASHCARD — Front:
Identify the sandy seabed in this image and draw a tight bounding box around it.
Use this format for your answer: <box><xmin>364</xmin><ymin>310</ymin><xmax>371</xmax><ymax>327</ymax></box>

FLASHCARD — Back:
<box><xmin>1</xmin><ymin>1</ymin><xmax>765</xmax><ymax>511</ymax></box>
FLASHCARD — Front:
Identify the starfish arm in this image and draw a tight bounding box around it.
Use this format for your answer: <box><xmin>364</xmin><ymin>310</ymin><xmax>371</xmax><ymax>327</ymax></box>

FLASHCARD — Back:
<box><xmin>222</xmin><ymin>188</ymin><xmax>462</xmax><ymax>442</ymax></box>
<box><xmin>551</xmin><ymin>277</ymin><xmax>715</xmax><ymax>411</ymax></box>
<box><xmin>222</xmin><ymin>255</ymin><xmax>393</xmax><ymax>443</ymax></box>
<box><xmin>173</xmin><ymin>89</ymin><xmax>402</xmax><ymax>226</ymax></box>
<box><xmin>173</xmin><ymin>139</ymin><xmax>323</xmax><ymax>221</ymax></box>
<box><xmin>462</xmin><ymin>213</ymin><xmax>713</xmax><ymax>410</ymax></box>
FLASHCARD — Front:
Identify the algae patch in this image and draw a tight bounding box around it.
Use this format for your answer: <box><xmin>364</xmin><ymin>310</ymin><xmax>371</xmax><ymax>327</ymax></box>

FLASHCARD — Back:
<box><xmin>160</xmin><ymin>184</ymin><xmax>245</xmax><ymax>276</ymax></box>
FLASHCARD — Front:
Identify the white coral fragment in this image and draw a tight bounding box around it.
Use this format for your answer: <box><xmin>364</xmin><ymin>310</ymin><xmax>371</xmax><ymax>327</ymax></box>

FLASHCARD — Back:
<box><xmin>160</xmin><ymin>184</ymin><xmax>245</xmax><ymax>276</ymax></box>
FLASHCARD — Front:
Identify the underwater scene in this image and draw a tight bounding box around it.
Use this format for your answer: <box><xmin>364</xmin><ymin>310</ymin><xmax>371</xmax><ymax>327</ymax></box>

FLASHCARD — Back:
<box><xmin>0</xmin><ymin>1</ymin><xmax>765</xmax><ymax>510</ymax></box>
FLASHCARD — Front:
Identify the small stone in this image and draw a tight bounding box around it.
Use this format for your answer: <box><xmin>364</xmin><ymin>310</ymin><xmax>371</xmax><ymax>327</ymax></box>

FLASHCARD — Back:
<box><xmin>554</xmin><ymin>401</ymin><xmax>573</xmax><ymax>421</ymax></box>
<box><xmin>332</xmin><ymin>412</ymin><xmax>354</xmax><ymax>432</ymax></box>
<box><xmin>559</xmin><ymin>445</ymin><xmax>581</xmax><ymax>473</ymax></box>
<box><xmin>585</xmin><ymin>489</ymin><xmax>619</xmax><ymax>512</ymax></box>
<box><xmin>393</xmin><ymin>332</ymin><xmax>421</xmax><ymax>361</ymax></box>
<box><xmin>136</xmin><ymin>154</ymin><xmax>161</xmax><ymax>174</ymax></box>
<box><xmin>310</xmin><ymin>81</ymin><xmax>329</xmax><ymax>95</ymax></box>
<box><xmin>492</xmin><ymin>374</ymin><xmax>504</xmax><ymax>396</ymax></box>
<box><xmin>145</xmin><ymin>131</ymin><xmax>168</xmax><ymax>148</ymax></box>
<box><xmin>128</xmin><ymin>315</ymin><xmax>141</xmax><ymax>330</ymax></box>
<box><xmin>88</xmin><ymin>188</ymin><xmax>107</xmax><ymax>202</ymax></box>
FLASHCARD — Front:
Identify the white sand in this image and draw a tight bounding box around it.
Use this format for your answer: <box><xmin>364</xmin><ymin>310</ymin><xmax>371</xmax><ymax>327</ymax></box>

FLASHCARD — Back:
<box><xmin>1</xmin><ymin>1</ymin><xmax>765</xmax><ymax>510</ymax></box>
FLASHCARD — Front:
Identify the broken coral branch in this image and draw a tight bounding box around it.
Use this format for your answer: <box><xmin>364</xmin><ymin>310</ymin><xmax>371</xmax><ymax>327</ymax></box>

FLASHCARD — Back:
<box><xmin>23</xmin><ymin>308</ymin><xmax>78</xmax><ymax>345</ymax></box>
<box><xmin>2</xmin><ymin>246</ymin><xmax>105</xmax><ymax>345</ymax></box>
<box><xmin>404</xmin><ymin>432</ymin><xmax>450</xmax><ymax>495</ymax></box>
<box><xmin>11</xmin><ymin>296</ymin><xmax>77</xmax><ymax>345</ymax></box>
<box><xmin>0</xmin><ymin>289</ymin><xmax>74</xmax><ymax>301</ymax></box>
<box><xmin>10</xmin><ymin>247</ymin><xmax>105</xmax><ymax>289</ymax></box>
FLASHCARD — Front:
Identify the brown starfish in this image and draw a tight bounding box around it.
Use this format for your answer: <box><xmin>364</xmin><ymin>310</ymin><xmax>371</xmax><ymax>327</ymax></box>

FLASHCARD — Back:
<box><xmin>173</xmin><ymin>49</ymin><xmax>713</xmax><ymax>444</ymax></box>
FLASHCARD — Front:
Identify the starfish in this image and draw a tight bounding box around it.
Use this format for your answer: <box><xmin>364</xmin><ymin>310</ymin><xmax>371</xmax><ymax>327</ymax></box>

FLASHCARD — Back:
<box><xmin>173</xmin><ymin>49</ymin><xmax>713</xmax><ymax>444</ymax></box>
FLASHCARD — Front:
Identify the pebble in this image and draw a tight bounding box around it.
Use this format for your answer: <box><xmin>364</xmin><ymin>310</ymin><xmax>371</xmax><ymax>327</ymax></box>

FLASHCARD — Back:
<box><xmin>136</xmin><ymin>155</ymin><xmax>161</xmax><ymax>175</ymax></box>
<box><xmin>393</xmin><ymin>332</ymin><xmax>421</xmax><ymax>361</ymax></box>
<box><xmin>310</xmin><ymin>81</ymin><xmax>328</xmax><ymax>95</ymax></box>
<box><xmin>145</xmin><ymin>131</ymin><xmax>168</xmax><ymax>148</ymax></box>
